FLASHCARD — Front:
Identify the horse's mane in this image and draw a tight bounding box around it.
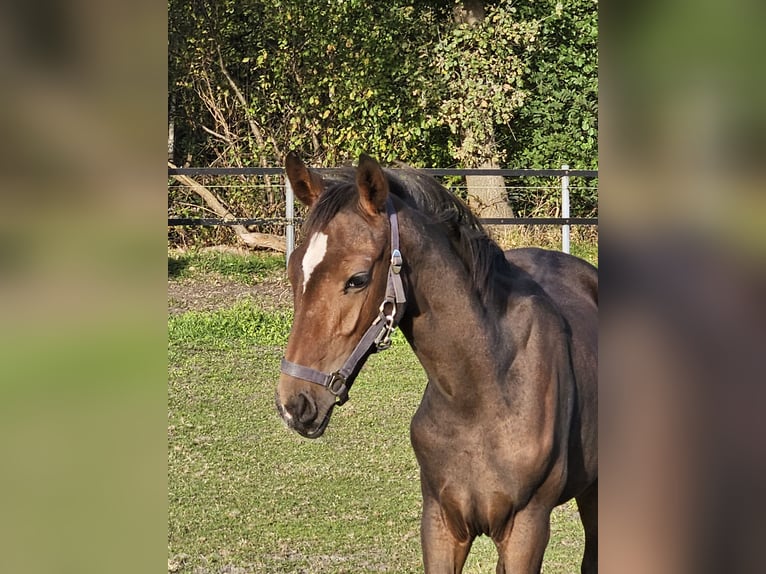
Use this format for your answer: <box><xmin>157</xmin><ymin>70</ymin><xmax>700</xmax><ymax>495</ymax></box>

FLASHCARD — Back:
<box><xmin>303</xmin><ymin>166</ymin><xmax>511</xmax><ymax>309</ymax></box>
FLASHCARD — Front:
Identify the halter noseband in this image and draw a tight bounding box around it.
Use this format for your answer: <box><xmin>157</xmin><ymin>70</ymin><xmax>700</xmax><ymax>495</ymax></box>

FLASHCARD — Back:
<box><xmin>280</xmin><ymin>198</ymin><xmax>406</xmax><ymax>406</ymax></box>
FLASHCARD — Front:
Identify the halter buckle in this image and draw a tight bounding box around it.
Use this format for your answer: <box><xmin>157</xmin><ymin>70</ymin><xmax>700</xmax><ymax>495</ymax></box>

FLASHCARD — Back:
<box><xmin>391</xmin><ymin>249</ymin><xmax>403</xmax><ymax>274</ymax></box>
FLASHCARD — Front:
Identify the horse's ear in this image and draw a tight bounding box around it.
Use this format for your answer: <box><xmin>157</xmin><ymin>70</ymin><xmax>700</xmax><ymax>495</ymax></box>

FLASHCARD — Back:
<box><xmin>285</xmin><ymin>150</ymin><xmax>324</xmax><ymax>207</ymax></box>
<box><xmin>356</xmin><ymin>153</ymin><xmax>388</xmax><ymax>216</ymax></box>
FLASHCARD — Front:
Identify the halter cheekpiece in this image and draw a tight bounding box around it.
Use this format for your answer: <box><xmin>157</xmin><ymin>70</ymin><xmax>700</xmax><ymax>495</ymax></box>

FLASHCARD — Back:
<box><xmin>280</xmin><ymin>197</ymin><xmax>406</xmax><ymax>405</ymax></box>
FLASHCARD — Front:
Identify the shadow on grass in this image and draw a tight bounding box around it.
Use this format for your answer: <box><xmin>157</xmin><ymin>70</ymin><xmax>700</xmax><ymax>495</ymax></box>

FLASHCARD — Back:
<box><xmin>168</xmin><ymin>255</ymin><xmax>190</xmax><ymax>278</ymax></box>
<box><xmin>168</xmin><ymin>250</ymin><xmax>287</xmax><ymax>282</ymax></box>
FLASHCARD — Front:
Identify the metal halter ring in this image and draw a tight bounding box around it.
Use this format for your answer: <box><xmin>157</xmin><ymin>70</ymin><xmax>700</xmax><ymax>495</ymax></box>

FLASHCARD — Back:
<box><xmin>373</xmin><ymin>301</ymin><xmax>397</xmax><ymax>350</ymax></box>
<box><xmin>326</xmin><ymin>372</ymin><xmax>349</xmax><ymax>404</ymax></box>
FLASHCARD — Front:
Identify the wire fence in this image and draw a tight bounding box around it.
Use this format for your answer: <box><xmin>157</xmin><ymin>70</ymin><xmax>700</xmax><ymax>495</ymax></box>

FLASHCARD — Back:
<box><xmin>168</xmin><ymin>167</ymin><xmax>597</xmax><ymax>256</ymax></box>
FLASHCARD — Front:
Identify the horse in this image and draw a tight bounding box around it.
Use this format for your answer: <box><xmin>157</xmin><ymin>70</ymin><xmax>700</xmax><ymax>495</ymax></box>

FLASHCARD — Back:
<box><xmin>275</xmin><ymin>152</ymin><xmax>598</xmax><ymax>573</ymax></box>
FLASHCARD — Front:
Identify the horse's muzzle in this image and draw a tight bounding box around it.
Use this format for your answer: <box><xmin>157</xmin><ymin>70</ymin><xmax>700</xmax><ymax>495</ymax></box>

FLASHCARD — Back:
<box><xmin>275</xmin><ymin>389</ymin><xmax>333</xmax><ymax>439</ymax></box>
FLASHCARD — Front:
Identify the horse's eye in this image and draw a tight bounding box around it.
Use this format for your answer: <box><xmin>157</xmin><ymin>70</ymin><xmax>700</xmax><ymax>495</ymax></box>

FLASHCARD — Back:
<box><xmin>345</xmin><ymin>272</ymin><xmax>370</xmax><ymax>291</ymax></box>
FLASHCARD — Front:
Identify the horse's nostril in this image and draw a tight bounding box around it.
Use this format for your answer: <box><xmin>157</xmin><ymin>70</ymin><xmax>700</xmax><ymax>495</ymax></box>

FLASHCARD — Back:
<box><xmin>293</xmin><ymin>393</ymin><xmax>318</xmax><ymax>425</ymax></box>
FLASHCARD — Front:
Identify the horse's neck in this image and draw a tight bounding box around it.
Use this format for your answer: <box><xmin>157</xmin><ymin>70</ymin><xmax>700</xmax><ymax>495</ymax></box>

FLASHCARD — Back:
<box><xmin>397</xmin><ymin>215</ymin><xmax>510</xmax><ymax>404</ymax></box>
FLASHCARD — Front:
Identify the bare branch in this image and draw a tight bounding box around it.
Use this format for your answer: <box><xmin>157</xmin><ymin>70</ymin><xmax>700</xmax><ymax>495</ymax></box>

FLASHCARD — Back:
<box><xmin>194</xmin><ymin>69</ymin><xmax>235</xmax><ymax>143</ymax></box>
<box><xmin>201</xmin><ymin>124</ymin><xmax>233</xmax><ymax>144</ymax></box>
<box><xmin>217</xmin><ymin>47</ymin><xmax>266</xmax><ymax>150</ymax></box>
<box><xmin>268</xmin><ymin>134</ymin><xmax>284</xmax><ymax>160</ymax></box>
<box><xmin>168</xmin><ymin>161</ymin><xmax>286</xmax><ymax>252</ymax></box>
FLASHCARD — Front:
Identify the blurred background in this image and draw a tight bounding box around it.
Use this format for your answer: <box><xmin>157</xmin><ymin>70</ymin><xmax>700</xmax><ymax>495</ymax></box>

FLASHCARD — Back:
<box><xmin>0</xmin><ymin>1</ymin><xmax>166</xmax><ymax>573</ymax></box>
<box><xmin>600</xmin><ymin>1</ymin><xmax>766</xmax><ymax>572</ymax></box>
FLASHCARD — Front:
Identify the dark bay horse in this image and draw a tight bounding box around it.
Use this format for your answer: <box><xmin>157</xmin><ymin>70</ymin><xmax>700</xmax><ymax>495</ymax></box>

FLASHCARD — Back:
<box><xmin>275</xmin><ymin>152</ymin><xmax>598</xmax><ymax>573</ymax></box>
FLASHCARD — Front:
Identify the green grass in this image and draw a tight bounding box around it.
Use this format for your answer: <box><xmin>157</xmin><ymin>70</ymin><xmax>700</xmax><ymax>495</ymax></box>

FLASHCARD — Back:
<box><xmin>570</xmin><ymin>239</ymin><xmax>598</xmax><ymax>267</ymax></box>
<box><xmin>168</xmin><ymin>250</ymin><xmax>286</xmax><ymax>283</ymax></box>
<box><xmin>169</xmin><ymin>301</ymin><xmax>293</xmax><ymax>347</ymax></box>
<box><xmin>168</xmin><ymin>302</ymin><xmax>585</xmax><ymax>573</ymax></box>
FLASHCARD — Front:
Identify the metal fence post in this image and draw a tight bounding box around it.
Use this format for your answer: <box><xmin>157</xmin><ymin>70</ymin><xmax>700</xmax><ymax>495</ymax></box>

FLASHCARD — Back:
<box><xmin>561</xmin><ymin>164</ymin><xmax>570</xmax><ymax>254</ymax></box>
<box><xmin>285</xmin><ymin>177</ymin><xmax>295</xmax><ymax>267</ymax></box>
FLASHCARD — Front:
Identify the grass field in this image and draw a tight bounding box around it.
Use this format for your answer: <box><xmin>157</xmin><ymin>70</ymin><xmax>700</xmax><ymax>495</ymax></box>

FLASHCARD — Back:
<box><xmin>168</xmin><ymin>242</ymin><xmax>594</xmax><ymax>573</ymax></box>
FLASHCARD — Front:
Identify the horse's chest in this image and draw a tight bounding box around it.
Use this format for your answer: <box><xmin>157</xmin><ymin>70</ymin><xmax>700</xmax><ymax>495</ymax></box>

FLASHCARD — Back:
<box><xmin>411</xmin><ymin>424</ymin><xmax>517</xmax><ymax>538</ymax></box>
<box><xmin>410</xmin><ymin>406</ymin><xmax>552</xmax><ymax>534</ymax></box>
<box><xmin>413</xmin><ymin>434</ymin><xmax>520</xmax><ymax>498</ymax></box>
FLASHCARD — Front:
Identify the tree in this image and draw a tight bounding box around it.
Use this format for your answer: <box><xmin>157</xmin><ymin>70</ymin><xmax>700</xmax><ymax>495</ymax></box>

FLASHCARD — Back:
<box><xmin>433</xmin><ymin>1</ymin><xmax>539</xmax><ymax>219</ymax></box>
<box><xmin>168</xmin><ymin>0</ymin><xmax>453</xmax><ymax>168</ymax></box>
<box><xmin>167</xmin><ymin>0</ymin><xmax>598</xmax><ymax>248</ymax></box>
<box><xmin>500</xmin><ymin>0</ymin><xmax>598</xmax><ymax>217</ymax></box>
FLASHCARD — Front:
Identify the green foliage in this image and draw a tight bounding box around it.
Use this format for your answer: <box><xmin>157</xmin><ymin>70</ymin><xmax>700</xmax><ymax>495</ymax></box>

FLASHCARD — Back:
<box><xmin>169</xmin><ymin>1</ymin><xmax>596</xmax><ymax>169</ymax></box>
<box><xmin>501</xmin><ymin>0</ymin><xmax>598</xmax><ymax>216</ymax></box>
<box><xmin>434</xmin><ymin>3</ymin><xmax>540</xmax><ymax>166</ymax></box>
<box><xmin>169</xmin><ymin>0</ymin><xmax>453</xmax><ymax>168</ymax></box>
<box><xmin>504</xmin><ymin>0</ymin><xmax>598</xmax><ymax>169</ymax></box>
<box><xmin>168</xmin><ymin>0</ymin><xmax>598</xmax><ymax>245</ymax></box>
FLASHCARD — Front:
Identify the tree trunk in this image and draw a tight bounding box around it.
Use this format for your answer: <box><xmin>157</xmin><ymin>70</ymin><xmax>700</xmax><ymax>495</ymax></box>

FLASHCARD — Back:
<box><xmin>464</xmin><ymin>158</ymin><xmax>511</xmax><ymax>219</ymax></box>
<box><xmin>454</xmin><ymin>0</ymin><xmax>514</xmax><ymax>225</ymax></box>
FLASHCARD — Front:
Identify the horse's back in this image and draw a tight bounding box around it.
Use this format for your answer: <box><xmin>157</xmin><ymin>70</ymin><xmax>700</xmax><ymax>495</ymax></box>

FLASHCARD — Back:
<box><xmin>505</xmin><ymin>247</ymin><xmax>597</xmax><ymax>310</ymax></box>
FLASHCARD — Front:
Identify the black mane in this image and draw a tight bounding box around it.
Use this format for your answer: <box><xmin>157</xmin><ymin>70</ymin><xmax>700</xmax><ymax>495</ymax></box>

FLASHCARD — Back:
<box><xmin>303</xmin><ymin>166</ymin><xmax>511</xmax><ymax>309</ymax></box>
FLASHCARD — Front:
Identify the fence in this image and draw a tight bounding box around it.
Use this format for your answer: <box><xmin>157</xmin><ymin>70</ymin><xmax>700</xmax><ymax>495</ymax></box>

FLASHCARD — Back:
<box><xmin>168</xmin><ymin>166</ymin><xmax>597</xmax><ymax>260</ymax></box>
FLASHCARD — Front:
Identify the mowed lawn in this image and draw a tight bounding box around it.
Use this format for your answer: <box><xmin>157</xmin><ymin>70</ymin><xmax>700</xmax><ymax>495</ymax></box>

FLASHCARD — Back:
<box><xmin>168</xmin><ymin>251</ymin><xmax>587</xmax><ymax>573</ymax></box>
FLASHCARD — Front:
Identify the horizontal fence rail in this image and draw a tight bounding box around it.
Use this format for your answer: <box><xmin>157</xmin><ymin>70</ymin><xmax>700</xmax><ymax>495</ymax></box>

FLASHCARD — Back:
<box><xmin>167</xmin><ymin>217</ymin><xmax>597</xmax><ymax>226</ymax></box>
<box><xmin>168</xmin><ymin>166</ymin><xmax>598</xmax><ymax>258</ymax></box>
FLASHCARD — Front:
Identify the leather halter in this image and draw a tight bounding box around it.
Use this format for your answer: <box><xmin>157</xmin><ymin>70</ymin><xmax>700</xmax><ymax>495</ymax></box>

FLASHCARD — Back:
<box><xmin>280</xmin><ymin>198</ymin><xmax>406</xmax><ymax>406</ymax></box>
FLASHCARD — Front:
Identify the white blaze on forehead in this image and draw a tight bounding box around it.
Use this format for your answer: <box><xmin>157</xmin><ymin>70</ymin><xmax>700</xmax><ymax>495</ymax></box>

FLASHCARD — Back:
<box><xmin>301</xmin><ymin>232</ymin><xmax>328</xmax><ymax>293</ymax></box>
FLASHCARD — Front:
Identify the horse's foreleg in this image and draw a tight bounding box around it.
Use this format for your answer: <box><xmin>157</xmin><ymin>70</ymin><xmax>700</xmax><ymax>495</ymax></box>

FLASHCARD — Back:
<box><xmin>576</xmin><ymin>481</ymin><xmax>598</xmax><ymax>574</ymax></box>
<box><xmin>420</xmin><ymin>496</ymin><xmax>473</xmax><ymax>574</ymax></box>
<box><xmin>493</xmin><ymin>503</ymin><xmax>551</xmax><ymax>574</ymax></box>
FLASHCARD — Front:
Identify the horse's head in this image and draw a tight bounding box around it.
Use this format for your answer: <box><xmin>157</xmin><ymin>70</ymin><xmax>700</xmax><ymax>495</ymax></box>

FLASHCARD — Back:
<box><xmin>276</xmin><ymin>152</ymin><xmax>397</xmax><ymax>438</ymax></box>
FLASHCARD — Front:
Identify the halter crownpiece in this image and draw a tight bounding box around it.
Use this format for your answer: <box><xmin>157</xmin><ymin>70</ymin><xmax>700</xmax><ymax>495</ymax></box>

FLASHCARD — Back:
<box><xmin>280</xmin><ymin>197</ymin><xmax>406</xmax><ymax>405</ymax></box>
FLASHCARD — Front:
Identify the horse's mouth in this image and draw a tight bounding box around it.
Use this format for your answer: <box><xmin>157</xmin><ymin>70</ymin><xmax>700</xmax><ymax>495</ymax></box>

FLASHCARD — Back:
<box><xmin>275</xmin><ymin>391</ymin><xmax>334</xmax><ymax>439</ymax></box>
<box><xmin>293</xmin><ymin>407</ymin><xmax>333</xmax><ymax>438</ymax></box>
